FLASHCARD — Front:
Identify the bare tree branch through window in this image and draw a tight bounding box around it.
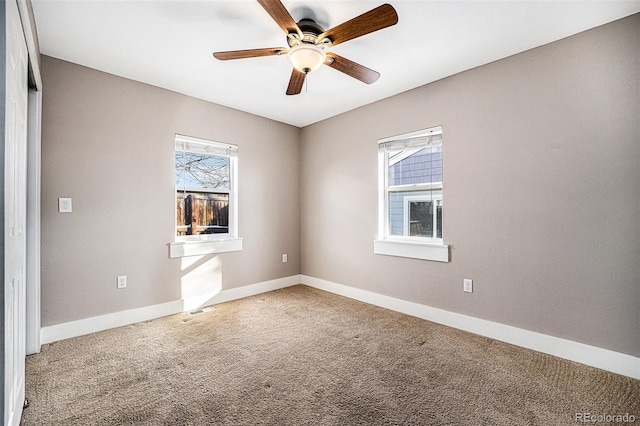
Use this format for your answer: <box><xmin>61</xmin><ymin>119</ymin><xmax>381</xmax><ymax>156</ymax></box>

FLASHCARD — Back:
<box><xmin>176</xmin><ymin>152</ymin><xmax>230</xmax><ymax>191</ymax></box>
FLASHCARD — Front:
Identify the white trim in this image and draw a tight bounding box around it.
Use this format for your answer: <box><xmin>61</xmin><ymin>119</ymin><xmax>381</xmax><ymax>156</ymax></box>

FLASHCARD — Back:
<box><xmin>379</xmin><ymin>126</ymin><xmax>442</xmax><ymax>144</ymax></box>
<box><xmin>174</xmin><ymin>134</ymin><xmax>239</xmax><ymax>242</ymax></box>
<box><xmin>40</xmin><ymin>275</ymin><xmax>301</xmax><ymax>344</ymax></box>
<box><xmin>230</xmin><ymin>153</ymin><xmax>239</xmax><ymax>240</ymax></box>
<box><xmin>25</xmin><ymin>89</ymin><xmax>41</xmax><ymax>355</ymax></box>
<box><xmin>40</xmin><ymin>300</ymin><xmax>183</xmax><ymax>345</ymax></box>
<box><xmin>388</xmin><ymin>182</ymin><xmax>442</xmax><ymax>192</ymax></box>
<box><xmin>378</xmin><ymin>126</ymin><xmax>446</xmax><ymax>261</ymax></box>
<box><xmin>377</xmin><ymin>150</ymin><xmax>387</xmax><ymax>239</ymax></box>
<box><xmin>190</xmin><ymin>274</ymin><xmax>300</xmax><ymax>307</ymax></box>
<box><xmin>178</xmin><ymin>187</ymin><xmax>230</xmax><ymax>195</ymax></box>
<box><xmin>39</xmin><ymin>273</ymin><xmax>640</xmax><ymax>379</ymax></box>
<box><xmin>169</xmin><ymin>237</ymin><xmax>243</xmax><ymax>258</ymax></box>
<box><xmin>174</xmin><ymin>134</ymin><xmax>238</xmax><ymax>157</ymax></box>
<box><xmin>374</xmin><ymin>239</ymin><xmax>449</xmax><ymax>262</ymax></box>
<box><xmin>16</xmin><ymin>0</ymin><xmax>42</xmax><ymax>91</ymax></box>
<box><xmin>300</xmin><ymin>275</ymin><xmax>640</xmax><ymax>380</ymax></box>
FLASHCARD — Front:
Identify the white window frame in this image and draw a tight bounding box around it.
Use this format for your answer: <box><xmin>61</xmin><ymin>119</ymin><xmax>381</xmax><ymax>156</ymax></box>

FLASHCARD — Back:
<box><xmin>169</xmin><ymin>134</ymin><xmax>242</xmax><ymax>258</ymax></box>
<box><xmin>374</xmin><ymin>126</ymin><xmax>449</xmax><ymax>262</ymax></box>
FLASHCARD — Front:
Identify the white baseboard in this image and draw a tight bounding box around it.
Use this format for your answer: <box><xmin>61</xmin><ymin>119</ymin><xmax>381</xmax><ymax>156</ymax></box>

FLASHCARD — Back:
<box><xmin>41</xmin><ymin>274</ymin><xmax>301</xmax><ymax>345</ymax></box>
<box><xmin>198</xmin><ymin>274</ymin><xmax>301</xmax><ymax>305</ymax></box>
<box><xmin>301</xmin><ymin>275</ymin><xmax>640</xmax><ymax>380</ymax></box>
<box><xmin>40</xmin><ymin>300</ymin><xmax>183</xmax><ymax>345</ymax></box>
<box><xmin>40</xmin><ymin>273</ymin><xmax>638</xmax><ymax>380</ymax></box>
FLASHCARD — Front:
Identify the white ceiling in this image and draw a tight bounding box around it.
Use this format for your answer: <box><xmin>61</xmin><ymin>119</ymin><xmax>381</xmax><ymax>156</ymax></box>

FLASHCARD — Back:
<box><xmin>32</xmin><ymin>0</ymin><xmax>640</xmax><ymax>128</ymax></box>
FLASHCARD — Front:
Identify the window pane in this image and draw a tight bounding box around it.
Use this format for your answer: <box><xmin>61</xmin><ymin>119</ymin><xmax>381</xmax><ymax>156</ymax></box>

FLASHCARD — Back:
<box><xmin>409</xmin><ymin>200</ymin><xmax>433</xmax><ymax>237</ymax></box>
<box><xmin>176</xmin><ymin>151</ymin><xmax>230</xmax><ymax>191</ymax></box>
<box><xmin>388</xmin><ymin>145</ymin><xmax>442</xmax><ymax>186</ymax></box>
<box><xmin>176</xmin><ymin>191</ymin><xmax>229</xmax><ymax>236</ymax></box>
<box><xmin>388</xmin><ymin>190</ymin><xmax>441</xmax><ymax>237</ymax></box>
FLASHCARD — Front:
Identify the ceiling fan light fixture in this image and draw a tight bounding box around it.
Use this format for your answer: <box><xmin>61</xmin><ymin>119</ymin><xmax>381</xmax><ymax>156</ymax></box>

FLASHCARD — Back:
<box><xmin>288</xmin><ymin>43</ymin><xmax>326</xmax><ymax>74</ymax></box>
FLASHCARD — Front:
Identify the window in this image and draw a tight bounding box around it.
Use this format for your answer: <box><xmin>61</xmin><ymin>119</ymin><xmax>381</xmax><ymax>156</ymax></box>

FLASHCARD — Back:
<box><xmin>170</xmin><ymin>134</ymin><xmax>242</xmax><ymax>258</ymax></box>
<box><xmin>375</xmin><ymin>126</ymin><xmax>448</xmax><ymax>262</ymax></box>
<box><xmin>404</xmin><ymin>196</ymin><xmax>442</xmax><ymax>238</ymax></box>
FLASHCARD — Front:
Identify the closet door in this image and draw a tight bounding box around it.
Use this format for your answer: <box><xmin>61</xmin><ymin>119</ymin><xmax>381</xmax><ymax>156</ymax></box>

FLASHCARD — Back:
<box><xmin>4</xmin><ymin>0</ymin><xmax>28</xmax><ymax>424</ymax></box>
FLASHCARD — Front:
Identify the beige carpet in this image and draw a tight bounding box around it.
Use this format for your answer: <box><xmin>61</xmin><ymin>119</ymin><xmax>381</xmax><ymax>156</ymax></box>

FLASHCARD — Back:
<box><xmin>22</xmin><ymin>285</ymin><xmax>639</xmax><ymax>425</ymax></box>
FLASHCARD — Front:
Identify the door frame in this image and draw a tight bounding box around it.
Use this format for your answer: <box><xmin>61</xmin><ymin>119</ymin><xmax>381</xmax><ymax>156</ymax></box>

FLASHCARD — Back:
<box><xmin>16</xmin><ymin>0</ymin><xmax>42</xmax><ymax>355</ymax></box>
<box><xmin>25</xmin><ymin>89</ymin><xmax>40</xmax><ymax>355</ymax></box>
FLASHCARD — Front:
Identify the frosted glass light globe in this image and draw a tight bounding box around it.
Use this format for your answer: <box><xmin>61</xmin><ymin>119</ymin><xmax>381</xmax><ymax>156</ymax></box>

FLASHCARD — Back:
<box><xmin>288</xmin><ymin>44</ymin><xmax>326</xmax><ymax>73</ymax></box>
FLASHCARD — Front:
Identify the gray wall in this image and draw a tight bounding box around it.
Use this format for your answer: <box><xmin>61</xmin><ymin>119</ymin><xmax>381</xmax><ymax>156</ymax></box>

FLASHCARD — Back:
<box><xmin>41</xmin><ymin>56</ymin><xmax>301</xmax><ymax>326</ymax></box>
<box><xmin>41</xmin><ymin>14</ymin><xmax>639</xmax><ymax>358</ymax></box>
<box><xmin>300</xmin><ymin>14</ymin><xmax>639</xmax><ymax>357</ymax></box>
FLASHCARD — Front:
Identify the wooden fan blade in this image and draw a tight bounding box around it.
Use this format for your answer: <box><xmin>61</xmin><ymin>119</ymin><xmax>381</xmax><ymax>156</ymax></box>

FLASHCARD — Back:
<box><xmin>257</xmin><ymin>0</ymin><xmax>302</xmax><ymax>37</ymax></box>
<box><xmin>325</xmin><ymin>53</ymin><xmax>380</xmax><ymax>84</ymax></box>
<box><xmin>213</xmin><ymin>48</ymin><xmax>285</xmax><ymax>61</ymax></box>
<box><xmin>319</xmin><ymin>4</ymin><xmax>398</xmax><ymax>47</ymax></box>
<box><xmin>286</xmin><ymin>69</ymin><xmax>306</xmax><ymax>95</ymax></box>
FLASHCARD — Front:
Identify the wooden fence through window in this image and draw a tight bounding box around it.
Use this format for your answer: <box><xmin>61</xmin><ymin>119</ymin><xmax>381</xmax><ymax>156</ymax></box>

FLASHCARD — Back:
<box><xmin>176</xmin><ymin>191</ymin><xmax>229</xmax><ymax>235</ymax></box>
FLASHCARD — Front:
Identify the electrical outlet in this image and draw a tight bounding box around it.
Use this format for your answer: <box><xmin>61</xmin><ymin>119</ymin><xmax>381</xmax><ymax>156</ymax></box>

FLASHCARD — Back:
<box><xmin>59</xmin><ymin>198</ymin><xmax>72</xmax><ymax>213</ymax></box>
<box><xmin>282</xmin><ymin>254</ymin><xmax>288</xmax><ymax>263</ymax></box>
<box><xmin>463</xmin><ymin>279</ymin><xmax>473</xmax><ymax>293</ymax></box>
<box><xmin>117</xmin><ymin>275</ymin><xmax>127</xmax><ymax>289</ymax></box>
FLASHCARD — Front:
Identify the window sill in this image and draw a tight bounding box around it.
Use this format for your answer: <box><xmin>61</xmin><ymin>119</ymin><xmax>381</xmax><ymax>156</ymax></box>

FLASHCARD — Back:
<box><xmin>373</xmin><ymin>239</ymin><xmax>449</xmax><ymax>262</ymax></box>
<box><xmin>169</xmin><ymin>238</ymin><xmax>243</xmax><ymax>258</ymax></box>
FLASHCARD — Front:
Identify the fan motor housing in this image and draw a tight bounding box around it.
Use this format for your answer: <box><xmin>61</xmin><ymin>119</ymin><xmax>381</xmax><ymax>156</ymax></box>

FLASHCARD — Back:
<box><xmin>288</xmin><ymin>19</ymin><xmax>327</xmax><ymax>46</ymax></box>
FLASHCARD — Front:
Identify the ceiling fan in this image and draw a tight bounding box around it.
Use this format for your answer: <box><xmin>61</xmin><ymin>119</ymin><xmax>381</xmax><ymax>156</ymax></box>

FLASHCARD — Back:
<box><xmin>213</xmin><ymin>0</ymin><xmax>398</xmax><ymax>95</ymax></box>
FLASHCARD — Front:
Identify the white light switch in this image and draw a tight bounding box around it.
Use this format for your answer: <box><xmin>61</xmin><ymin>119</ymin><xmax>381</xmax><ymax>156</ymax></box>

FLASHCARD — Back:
<box><xmin>59</xmin><ymin>198</ymin><xmax>72</xmax><ymax>213</ymax></box>
<box><xmin>464</xmin><ymin>279</ymin><xmax>473</xmax><ymax>293</ymax></box>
